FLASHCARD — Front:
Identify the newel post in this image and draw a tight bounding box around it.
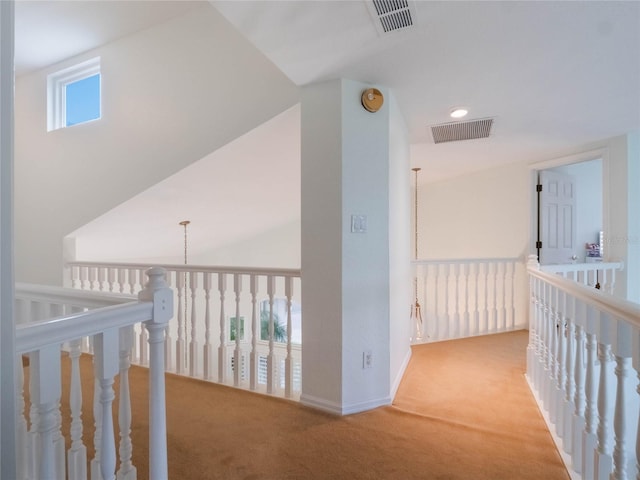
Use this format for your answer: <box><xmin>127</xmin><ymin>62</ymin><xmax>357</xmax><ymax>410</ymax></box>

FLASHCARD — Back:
<box><xmin>139</xmin><ymin>267</ymin><xmax>173</xmax><ymax>480</ymax></box>
<box><xmin>526</xmin><ymin>254</ymin><xmax>540</xmax><ymax>381</ymax></box>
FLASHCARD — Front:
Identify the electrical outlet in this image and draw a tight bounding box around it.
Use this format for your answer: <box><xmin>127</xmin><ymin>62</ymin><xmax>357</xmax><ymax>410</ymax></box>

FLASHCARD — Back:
<box><xmin>363</xmin><ymin>350</ymin><xmax>373</xmax><ymax>369</ymax></box>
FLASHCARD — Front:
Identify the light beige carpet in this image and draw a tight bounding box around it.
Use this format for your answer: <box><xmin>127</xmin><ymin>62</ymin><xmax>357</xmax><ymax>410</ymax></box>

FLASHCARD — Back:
<box><xmin>44</xmin><ymin>329</ymin><xmax>569</xmax><ymax>479</ymax></box>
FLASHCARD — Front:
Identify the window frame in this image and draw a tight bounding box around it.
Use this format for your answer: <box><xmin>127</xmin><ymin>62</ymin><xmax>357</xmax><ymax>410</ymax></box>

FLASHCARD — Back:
<box><xmin>47</xmin><ymin>57</ymin><xmax>101</xmax><ymax>132</ymax></box>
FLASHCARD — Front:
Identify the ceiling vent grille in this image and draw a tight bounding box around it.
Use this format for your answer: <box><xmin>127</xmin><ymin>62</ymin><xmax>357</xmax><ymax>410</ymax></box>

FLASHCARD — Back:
<box><xmin>368</xmin><ymin>0</ymin><xmax>416</xmax><ymax>34</ymax></box>
<box><xmin>430</xmin><ymin>118</ymin><xmax>494</xmax><ymax>144</ymax></box>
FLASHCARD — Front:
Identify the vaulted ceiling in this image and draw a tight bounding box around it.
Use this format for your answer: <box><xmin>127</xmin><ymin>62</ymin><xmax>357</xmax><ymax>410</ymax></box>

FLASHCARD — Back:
<box><xmin>16</xmin><ymin>1</ymin><xmax>640</xmax><ymax>183</ymax></box>
<box><xmin>13</xmin><ymin>1</ymin><xmax>640</xmax><ymax>263</ymax></box>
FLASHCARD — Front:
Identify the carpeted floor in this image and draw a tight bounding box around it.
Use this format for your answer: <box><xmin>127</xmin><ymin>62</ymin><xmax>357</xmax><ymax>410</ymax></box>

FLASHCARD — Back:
<box><xmin>48</xmin><ymin>329</ymin><xmax>569</xmax><ymax>479</ymax></box>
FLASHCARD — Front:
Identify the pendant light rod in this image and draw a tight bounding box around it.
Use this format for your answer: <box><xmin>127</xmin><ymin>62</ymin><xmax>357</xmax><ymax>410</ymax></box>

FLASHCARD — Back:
<box><xmin>412</xmin><ymin>168</ymin><xmax>421</xmax><ymax>260</ymax></box>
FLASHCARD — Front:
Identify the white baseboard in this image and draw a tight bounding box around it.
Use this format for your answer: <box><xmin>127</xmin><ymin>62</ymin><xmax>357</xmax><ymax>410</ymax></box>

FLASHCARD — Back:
<box><xmin>300</xmin><ymin>393</ymin><xmax>391</xmax><ymax>416</ymax></box>
<box><xmin>390</xmin><ymin>347</ymin><xmax>412</xmax><ymax>400</ymax></box>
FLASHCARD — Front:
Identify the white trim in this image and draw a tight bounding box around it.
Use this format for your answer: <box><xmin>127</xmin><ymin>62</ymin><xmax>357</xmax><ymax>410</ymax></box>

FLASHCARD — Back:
<box><xmin>300</xmin><ymin>392</ymin><xmax>392</xmax><ymax>415</ymax></box>
<box><xmin>390</xmin><ymin>346</ymin><xmax>412</xmax><ymax>400</ymax></box>
<box><xmin>0</xmin><ymin>1</ymin><xmax>16</xmax><ymax>477</ymax></box>
<box><xmin>527</xmin><ymin>147</ymin><xmax>609</xmax><ymax>262</ymax></box>
<box><xmin>47</xmin><ymin>56</ymin><xmax>101</xmax><ymax>131</ymax></box>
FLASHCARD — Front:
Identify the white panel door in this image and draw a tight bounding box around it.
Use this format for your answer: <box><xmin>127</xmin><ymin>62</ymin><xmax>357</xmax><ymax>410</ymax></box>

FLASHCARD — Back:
<box><xmin>538</xmin><ymin>170</ymin><xmax>577</xmax><ymax>264</ymax></box>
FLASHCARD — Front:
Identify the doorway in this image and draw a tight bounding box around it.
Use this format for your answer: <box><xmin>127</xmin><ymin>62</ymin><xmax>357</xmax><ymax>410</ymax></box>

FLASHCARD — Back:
<box><xmin>537</xmin><ymin>158</ymin><xmax>603</xmax><ymax>265</ymax></box>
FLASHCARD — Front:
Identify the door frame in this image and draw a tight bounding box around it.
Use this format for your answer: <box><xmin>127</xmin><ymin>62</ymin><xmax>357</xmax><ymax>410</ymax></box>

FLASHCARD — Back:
<box><xmin>528</xmin><ymin>147</ymin><xmax>610</xmax><ymax>263</ymax></box>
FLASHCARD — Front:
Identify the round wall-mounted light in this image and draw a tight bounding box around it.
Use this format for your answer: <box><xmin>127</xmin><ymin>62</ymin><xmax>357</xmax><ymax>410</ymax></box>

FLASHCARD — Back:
<box><xmin>361</xmin><ymin>88</ymin><xmax>384</xmax><ymax>113</ymax></box>
<box><xmin>450</xmin><ymin>108</ymin><xmax>468</xmax><ymax>119</ymax></box>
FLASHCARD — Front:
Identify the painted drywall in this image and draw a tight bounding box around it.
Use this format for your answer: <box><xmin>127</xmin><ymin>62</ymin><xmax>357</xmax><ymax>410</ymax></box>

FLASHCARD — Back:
<box><xmin>607</xmin><ymin>132</ymin><xmax>640</xmax><ymax>303</ymax></box>
<box><xmin>300</xmin><ymin>78</ymin><xmax>393</xmax><ymax>414</ymax></box>
<box><xmin>187</xmin><ymin>219</ymin><xmax>300</xmax><ymax>268</ymax></box>
<box><xmin>417</xmin><ymin>162</ymin><xmax>531</xmax><ymax>261</ymax></box>
<box><xmin>340</xmin><ymin>79</ymin><xmax>391</xmax><ymax>412</ymax></box>
<box><xmin>627</xmin><ymin>131</ymin><xmax>640</xmax><ymax>304</ymax></box>
<box><xmin>300</xmin><ymin>79</ymin><xmax>344</xmax><ymax>411</ymax></box>
<box><xmin>387</xmin><ymin>92</ymin><xmax>412</xmax><ymax>398</ymax></box>
<box><xmin>0</xmin><ymin>2</ymin><xmax>17</xmax><ymax>476</ymax></box>
<box><xmin>550</xmin><ymin>159</ymin><xmax>603</xmax><ymax>261</ymax></box>
<box><xmin>14</xmin><ymin>3</ymin><xmax>299</xmax><ymax>285</ymax></box>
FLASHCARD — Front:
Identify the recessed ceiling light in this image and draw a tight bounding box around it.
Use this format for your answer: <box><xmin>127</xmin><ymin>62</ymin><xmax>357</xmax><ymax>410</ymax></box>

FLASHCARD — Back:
<box><xmin>450</xmin><ymin>108</ymin><xmax>468</xmax><ymax>119</ymax></box>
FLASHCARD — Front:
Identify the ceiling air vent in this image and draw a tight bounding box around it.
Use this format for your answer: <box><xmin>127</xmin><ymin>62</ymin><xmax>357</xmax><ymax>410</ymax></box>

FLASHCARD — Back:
<box><xmin>367</xmin><ymin>0</ymin><xmax>417</xmax><ymax>35</ymax></box>
<box><xmin>430</xmin><ymin>118</ymin><xmax>494</xmax><ymax>144</ymax></box>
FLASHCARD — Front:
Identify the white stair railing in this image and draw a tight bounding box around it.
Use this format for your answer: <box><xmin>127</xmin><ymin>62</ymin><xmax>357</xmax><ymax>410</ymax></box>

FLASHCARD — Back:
<box><xmin>412</xmin><ymin>257</ymin><xmax>525</xmax><ymax>343</ymax></box>
<box><xmin>15</xmin><ymin>267</ymin><xmax>172</xmax><ymax>480</ymax></box>
<box><xmin>66</xmin><ymin>261</ymin><xmax>302</xmax><ymax>400</ymax></box>
<box><xmin>540</xmin><ymin>261</ymin><xmax>624</xmax><ymax>295</ymax></box>
<box><xmin>526</xmin><ymin>255</ymin><xmax>640</xmax><ymax>480</ymax></box>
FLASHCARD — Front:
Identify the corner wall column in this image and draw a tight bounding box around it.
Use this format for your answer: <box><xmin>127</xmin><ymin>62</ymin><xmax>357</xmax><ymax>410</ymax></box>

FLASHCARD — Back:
<box><xmin>300</xmin><ymin>79</ymin><xmax>400</xmax><ymax>415</ymax></box>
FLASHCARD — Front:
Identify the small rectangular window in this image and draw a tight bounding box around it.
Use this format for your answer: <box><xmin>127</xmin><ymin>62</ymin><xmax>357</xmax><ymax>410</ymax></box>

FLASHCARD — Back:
<box><xmin>47</xmin><ymin>57</ymin><xmax>101</xmax><ymax>131</ymax></box>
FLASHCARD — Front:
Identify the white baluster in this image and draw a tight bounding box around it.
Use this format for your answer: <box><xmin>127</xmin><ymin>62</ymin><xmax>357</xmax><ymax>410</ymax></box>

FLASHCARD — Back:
<box><xmin>453</xmin><ymin>264</ymin><xmax>460</xmax><ymax>338</ymax></box>
<box><xmin>127</xmin><ymin>269</ymin><xmax>136</xmax><ymax>294</ymax></box>
<box><xmin>492</xmin><ymin>262</ymin><xmax>498</xmax><ymax>332</ymax></box>
<box><xmin>91</xmin><ymin>353</ymin><xmax>103</xmax><ymax>480</ymax></box>
<box><xmin>594</xmin><ymin>341</ymin><xmax>614</xmax><ymax>480</ymax></box>
<box><xmin>266</xmin><ymin>276</ymin><xmax>276</xmax><ymax>394</ymax></box>
<box><xmin>138</xmin><ymin>325</ymin><xmax>148</xmax><ymax>367</ymax></box>
<box><xmin>483</xmin><ymin>262</ymin><xmax>489</xmax><ymax>334</ymax></box>
<box><xmin>433</xmin><ymin>264</ymin><xmax>440</xmax><ymax>341</ymax></box>
<box><xmin>285</xmin><ymin>277</ymin><xmax>294</xmax><ymax>398</ymax></box>
<box><xmin>117</xmin><ymin>269</ymin><xmax>126</xmax><ymax>294</ymax></box>
<box><xmin>610</xmin><ymin>269</ymin><xmax>617</xmax><ymax>296</ymax></box>
<box><xmin>94</xmin><ymin>329</ymin><xmax>119</xmax><ymax>480</ymax></box>
<box><xmin>139</xmin><ymin>267</ymin><xmax>172</xmax><ymax>480</ymax></box>
<box><xmin>501</xmin><ymin>261</ymin><xmax>508</xmax><ymax>330</ymax></box>
<box><xmin>582</xmin><ymin>327</ymin><xmax>599</xmax><ymax>480</ymax></box>
<box><xmin>68</xmin><ymin>338</ymin><xmax>87</xmax><ymax>480</ymax></box>
<box><xmin>31</xmin><ymin>344</ymin><xmax>62</xmax><ymax>480</ymax></box>
<box><xmin>98</xmin><ymin>267</ymin><xmax>106</xmax><ymax>292</ymax></box>
<box><xmin>175</xmin><ymin>272</ymin><xmax>185</xmax><ymax>375</ymax></box>
<box><xmin>233</xmin><ymin>274</ymin><xmax>242</xmax><ymax>387</ymax></box>
<box><xmin>189</xmin><ymin>271</ymin><xmax>198</xmax><ymax>377</ymax></box>
<box><xmin>611</xmin><ymin>354</ymin><xmax>632</xmax><ymax>480</ymax></box>
<box><xmin>510</xmin><ymin>261</ymin><xmax>516</xmax><ymax>329</ymax></box>
<box><xmin>107</xmin><ymin>268</ymin><xmax>116</xmax><ymax>293</ymax></box>
<box><xmin>552</xmin><ymin>288</ymin><xmax>565</xmax><ymax>427</ymax></box>
<box><xmin>572</xmin><ymin>321</ymin><xmax>586</xmax><ymax>473</ymax></box>
<box><xmin>89</xmin><ymin>267</ymin><xmax>97</xmax><ymax>291</ymax></box>
<box><xmin>80</xmin><ymin>267</ymin><xmax>88</xmax><ymax>290</ymax></box>
<box><xmin>443</xmin><ymin>264</ymin><xmax>450</xmax><ymax>339</ymax></box>
<box><xmin>16</xmin><ymin>356</ymin><xmax>28</xmax><ymax>480</ymax></box>
<box><xmin>249</xmin><ymin>275</ymin><xmax>258</xmax><ymax>391</ymax></box>
<box><xmin>563</xmin><ymin>303</ymin><xmax>576</xmax><ymax>452</ymax></box>
<box><xmin>526</xmin><ymin>271</ymin><xmax>536</xmax><ymax>381</ymax></box>
<box><xmin>463</xmin><ymin>263</ymin><xmax>470</xmax><ymax>338</ymax></box>
<box><xmin>71</xmin><ymin>265</ymin><xmax>80</xmax><ymax>289</ymax></box>
<box><xmin>473</xmin><ymin>262</ymin><xmax>479</xmax><ymax>336</ymax></box>
<box><xmin>421</xmin><ymin>264</ymin><xmax>428</xmax><ymax>339</ymax></box>
<box><xmin>203</xmin><ymin>272</ymin><xmax>212</xmax><ymax>380</ymax></box>
<box><xmin>218</xmin><ymin>273</ymin><xmax>228</xmax><ymax>383</ymax></box>
<box><xmin>543</xmin><ymin>283</ymin><xmax>554</xmax><ymax>410</ymax></box>
<box><xmin>117</xmin><ymin>327</ymin><xmax>136</xmax><ymax>480</ymax></box>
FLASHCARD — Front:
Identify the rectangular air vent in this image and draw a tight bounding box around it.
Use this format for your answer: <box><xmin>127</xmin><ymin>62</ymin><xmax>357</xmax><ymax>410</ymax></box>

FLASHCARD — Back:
<box><xmin>430</xmin><ymin>118</ymin><xmax>494</xmax><ymax>144</ymax></box>
<box><xmin>367</xmin><ymin>0</ymin><xmax>417</xmax><ymax>35</ymax></box>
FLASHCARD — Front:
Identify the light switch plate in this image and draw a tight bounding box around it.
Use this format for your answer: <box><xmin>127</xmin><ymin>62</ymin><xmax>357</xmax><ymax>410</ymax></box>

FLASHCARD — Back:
<box><xmin>351</xmin><ymin>214</ymin><xmax>367</xmax><ymax>233</ymax></box>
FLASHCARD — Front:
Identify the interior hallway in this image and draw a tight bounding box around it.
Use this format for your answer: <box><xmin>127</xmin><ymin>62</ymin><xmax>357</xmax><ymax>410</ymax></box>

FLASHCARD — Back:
<box><xmin>56</xmin><ymin>330</ymin><xmax>569</xmax><ymax>479</ymax></box>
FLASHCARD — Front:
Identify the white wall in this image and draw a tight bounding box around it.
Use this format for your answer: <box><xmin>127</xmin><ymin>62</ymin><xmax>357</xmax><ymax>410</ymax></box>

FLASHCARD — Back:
<box><xmin>187</xmin><ymin>219</ymin><xmax>300</xmax><ymax>268</ymax></box>
<box><xmin>607</xmin><ymin>132</ymin><xmax>640</xmax><ymax>303</ymax></box>
<box><xmin>14</xmin><ymin>4</ymin><xmax>299</xmax><ymax>285</ymax></box>
<box><xmin>387</xmin><ymin>92</ymin><xmax>411</xmax><ymax>398</ymax></box>
<box><xmin>417</xmin><ymin>162</ymin><xmax>531</xmax><ymax>261</ymax></box>
<box><xmin>550</xmin><ymin>159</ymin><xmax>603</xmax><ymax>261</ymax></box>
<box><xmin>301</xmin><ymin>78</ymin><xmax>394</xmax><ymax>414</ymax></box>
